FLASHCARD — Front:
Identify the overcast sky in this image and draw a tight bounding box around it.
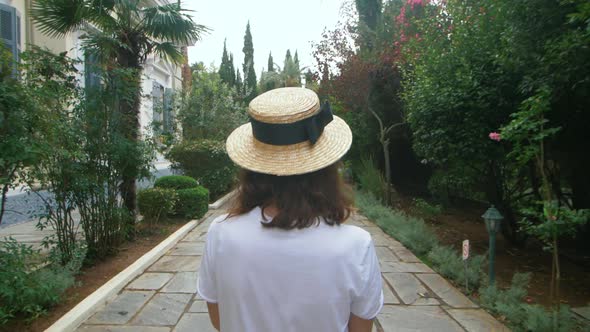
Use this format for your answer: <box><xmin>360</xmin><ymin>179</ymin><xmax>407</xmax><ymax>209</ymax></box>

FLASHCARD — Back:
<box><xmin>184</xmin><ymin>0</ymin><xmax>347</xmax><ymax>75</ymax></box>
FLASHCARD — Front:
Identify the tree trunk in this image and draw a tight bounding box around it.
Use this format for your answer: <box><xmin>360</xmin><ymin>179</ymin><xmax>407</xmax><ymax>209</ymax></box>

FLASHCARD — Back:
<box><xmin>116</xmin><ymin>53</ymin><xmax>143</xmax><ymax>230</ymax></box>
<box><xmin>382</xmin><ymin>137</ymin><xmax>391</xmax><ymax>204</ymax></box>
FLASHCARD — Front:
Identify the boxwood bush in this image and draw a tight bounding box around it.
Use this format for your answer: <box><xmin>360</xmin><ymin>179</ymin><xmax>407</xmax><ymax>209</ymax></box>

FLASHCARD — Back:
<box><xmin>137</xmin><ymin>188</ymin><xmax>177</xmax><ymax>223</ymax></box>
<box><xmin>175</xmin><ymin>187</ymin><xmax>209</xmax><ymax>219</ymax></box>
<box><xmin>154</xmin><ymin>175</ymin><xmax>199</xmax><ymax>190</ymax></box>
<box><xmin>167</xmin><ymin>139</ymin><xmax>236</xmax><ymax>198</ymax></box>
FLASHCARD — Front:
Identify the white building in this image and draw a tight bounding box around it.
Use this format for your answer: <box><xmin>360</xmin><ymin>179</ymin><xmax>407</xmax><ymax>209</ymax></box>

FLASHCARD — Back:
<box><xmin>0</xmin><ymin>0</ymin><xmax>186</xmax><ymax>139</ymax></box>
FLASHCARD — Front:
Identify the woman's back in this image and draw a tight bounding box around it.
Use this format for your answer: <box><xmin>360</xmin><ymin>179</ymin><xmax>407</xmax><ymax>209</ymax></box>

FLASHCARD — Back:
<box><xmin>197</xmin><ymin>207</ymin><xmax>383</xmax><ymax>332</ymax></box>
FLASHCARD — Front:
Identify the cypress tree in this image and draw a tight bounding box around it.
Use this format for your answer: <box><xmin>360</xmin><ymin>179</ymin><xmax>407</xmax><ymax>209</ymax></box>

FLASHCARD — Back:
<box><xmin>242</xmin><ymin>21</ymin><xmax>258</xmax><ymax>102</ymax></box>
<box><xmin>236</xmin><ymin>68</ymin><xmax>243</xmax><ymax>93</ymax></box>
<box><xmin>229</xmin><ymin>53</ymin><xmax>236</xmax><ymax>86</ymax></box>
<box><xmin>219</xmin><ymin>39</ymin><xmax>233</xmax><ymax>85</ymax></box>
<box><xmin>267</xmin><ymin>52</ymin><xmax>274</xmax><ymax>72</ymax></box>
<box><xmin>294</xmin><ymin>50</ymin><xmax>301</xmax><ymax>85</ymax></box>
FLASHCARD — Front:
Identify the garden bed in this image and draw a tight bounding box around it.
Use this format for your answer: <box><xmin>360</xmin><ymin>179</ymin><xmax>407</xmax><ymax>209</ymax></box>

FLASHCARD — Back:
<box><xmin>398</xmin><ymin>197</ymin><xmax>590</xmax><ymax>308</ymax></box>
<box><xmin>0</xmin><ymin>220</ymin><xmax>187</xmax><ymax>332</ymax></box>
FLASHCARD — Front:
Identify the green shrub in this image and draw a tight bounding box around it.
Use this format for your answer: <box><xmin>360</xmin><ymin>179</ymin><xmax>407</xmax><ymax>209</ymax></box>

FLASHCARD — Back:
<box><xmin>154</xmin><ymin>175</ymin><xmax>199</xmax><ymax>190</ymax></box>
<box><xmin>175</xmin><ymin>187</ymin><xmax>209</xmax><ymax>219</ymax></box>
<box><xmin>355</xmin><ymin>156</ymin><xmax>387</xmax><ymax>202</ymax></box>
<box><xmin>480</xmin><ymin>273</ymin><xmax>575</xmax><ymax>332</ymax></box>
<box><xmin>0</xmin><ymin>238</ymin><xmax>75</xmax><ymax>325</ymax></box>
<box><xmin>356</xmin><ymin>191</ymin><xmax>438</xmax><ymax>256</ymax></box>
<box><xmin>167</xmin><ymin>139</ymin><xmax>236</xmax><ymax>198</ymax></box>
<box><xmin>137</xmin><ymin>188</ymin><xmax>177</xmax><ymax>223</ymax></box>
<box><xmin>427</xmin><ymin>245</ymin><xmax>484</xmax><ymax>290</ymax></box>
<box><xmin>411</xmin><ymin>198</ymin><xmax>443</xmax><ymax>219</ymax></box>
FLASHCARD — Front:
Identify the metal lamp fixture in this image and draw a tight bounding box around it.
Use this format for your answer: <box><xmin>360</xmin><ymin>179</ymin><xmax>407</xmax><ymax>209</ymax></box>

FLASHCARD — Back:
<box><xmin>482</xmin><ymin>205</ymin><xmax>504</xmax><ymax>285</ymax></box>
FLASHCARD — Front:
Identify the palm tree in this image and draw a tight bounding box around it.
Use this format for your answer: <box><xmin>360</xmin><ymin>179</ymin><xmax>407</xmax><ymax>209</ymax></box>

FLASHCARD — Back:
<box><xmin>31</xmin><ymin>0</ymin><xmax>208</xmax><ymax>219</ymax></box>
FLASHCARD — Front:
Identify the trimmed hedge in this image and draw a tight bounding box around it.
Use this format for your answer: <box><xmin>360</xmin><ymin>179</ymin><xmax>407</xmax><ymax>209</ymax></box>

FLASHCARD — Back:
<box><xmin>154</xmin><ymin>175</ymin><xmax>199</xmax><ymax>190</ymax></box>
<box><xmin>167</xmin><ymin>139</ymin><xmax>236</xmax><ymax>198</ymax></box>
<box><xmin>138</xmin><ymin>188</ymin><xmax>177</xmax><ymax>222</ymax></box>
<box><xmin>175</xmin><ymin>187</ymin><xmax>209</xmax><ymax>219</ymax></box>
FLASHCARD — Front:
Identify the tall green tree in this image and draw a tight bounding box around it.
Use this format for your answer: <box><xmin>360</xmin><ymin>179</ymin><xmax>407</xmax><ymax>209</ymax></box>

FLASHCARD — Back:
<box><xmin>283</xmin><ymin>49</ymin><xmax>301</xmax><ymax>86</ymax></box>
<box><xmin>31</xmin><ymin>0</ymin><xmax>208</xmax><ymax>219</ymax></box>
<box><xmin>229</xmin><ymin>53</ymin><xmax>236</xmax><ymax>86</ymax></box>
<box><xmin>267</xmin><ymin>52</ymin><xmax>274</xmax><ymax>72</ymax></box>
<box><xmin>219</xmin><ymin>39</ymin><xmax>233</xmax><ymax>86</ymax></box>
<box><xmin>235</xmin><ymin>68</ymin><xmax>243</xmax><ymax>92</ymax></box>
<box><xmin>242</xmin><ymin>21</ymin><xmax>257</xmax><ymax>102</ymax></box>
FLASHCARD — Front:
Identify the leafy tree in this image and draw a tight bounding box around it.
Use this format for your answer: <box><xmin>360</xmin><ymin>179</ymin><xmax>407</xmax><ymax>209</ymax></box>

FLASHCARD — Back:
<box><xmin>0</xmin><ymin>48</ymin><xmax>41</xmax><ymax>225</ymax></box>
<box><xmin>283</xmin><ymin>49</ymin><xmax>301</xmax><ymax>86</ymax></box>
<box><xmin>31</xmin><ymin>0</ymin><xmax>208</xmax><ymax>219</ymax></box>
<box><xmin>241</xmin><ymin>21</ymin><xmax>258</xmax><ymax>102</ymax></box>
<box><xmin>180</xmin><ymin>63</ymin><xmax>247</xmax><ymax>141</ymax></box>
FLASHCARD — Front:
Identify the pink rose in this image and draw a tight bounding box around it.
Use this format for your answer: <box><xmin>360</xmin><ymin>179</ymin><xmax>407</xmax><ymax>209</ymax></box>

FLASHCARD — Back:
<box><xmin>489</xmin><ymin>132</ymin><xmax>501</xmax><ymax>142</ymax></box>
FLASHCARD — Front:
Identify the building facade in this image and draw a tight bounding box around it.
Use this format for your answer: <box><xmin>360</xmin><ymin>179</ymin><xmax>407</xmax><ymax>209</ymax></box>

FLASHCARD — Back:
<box><xmin>0</xmin><ymin>0</ymin><xmax>184</xmax><ymax>139</ymax></box>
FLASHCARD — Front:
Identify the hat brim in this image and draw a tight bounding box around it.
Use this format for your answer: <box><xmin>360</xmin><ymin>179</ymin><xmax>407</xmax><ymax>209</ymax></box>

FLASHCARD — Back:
<box><xmin>226</xmin><ymin>115</ymin><xmax>353</xmax><ymax>176</ymax></box>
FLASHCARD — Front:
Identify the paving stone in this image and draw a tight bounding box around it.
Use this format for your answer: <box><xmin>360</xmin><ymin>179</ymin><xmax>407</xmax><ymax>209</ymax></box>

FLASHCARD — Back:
<box><xmin>188</xmin><ymin>300</ymin><xmax>208</xmax><ymax>313</ymax></box>
<box><xmin>391</xmin><ymin>246</ymin><xmax>421</xmax><ymax>263</ymax></box>
<box><xmin>161</xmin><ymin>272</ymin><xmax>198</xmax><ymax>293</ymax></box>
<box><xmin>382</xmin><ymin>277</ymin><xmax>400</xmax><ymax>304</ymax></box>
<box><xmin>78</xmin><ymin>326</ymin><xmax>170</xmax><ymax>332</ymax></box>
<box><xmin>86</xmin><ymin>291</ymin><xmax>154</xmax><ymax>325</ymax></box>
<box><xmin>132</xmin><ymin>293</ymin><xmax>192</xmax><ymax>326</ymax></box>
<box><xmin>417</xmin><ymin>274</ymin><xmax>477</xmax><ymax>308</ymax></box>
<box><xmin>380</xmin><ymin>262</ymin><xmax>434</xmax><ymax>273</ymax></box>
<box><xmin>375</xmin><ymin>246</ymin><xmax>399</xmax><ymax>262</ymax></box>
<box><xmin>126</xmin><ymin>273</ymin><xmax>174</xmax><ymax>290</ymax></box>
<box><xmin>363</xmin><ymin>226</ymin><xmax>388</xmax><ymax>237</ymax></box>
<box><xmin>572</xmin><ymin>306</ymin><xmax>590</xmax><ymax>320</ymax></box>
<box><xmin>378</xmin><ymin>305</ymin><xmax>464</xmax><ymax>332</ymax></box>
<box><xmin>168</xmin><ymin>242</ymin><xmax>204</xmax><ymax>256</ymax></box>
<box><xmin>181</xmin><ymin>230</ymin><xmax>204</xmax><ymax>242</ymax></box>
<box><xmin>345</xmin><ymin>219</ymin><xmax>365</xmax><ymax>227</ymax></box>
<box><xmin>174</xmin><ymin>313</ymin><xmax>217</xmax><ymax>332</ymax></box>
<box><xmin>446</xmin><ymin>309</ymin><xmax>509</xmax><ymax>331</ymax></box>
<box><xmin>372</xmin><ymin>233</ymin><xmax>393</xmax><ymax>246</ymax></box>
<box><xmin>383</xmin><ymin>273</ymin><xmax>439</xmax><ymax>305</ymax></box>
<box><xmin>148</xmin><ymin>255</ymin><xmax>200</xmax><ymax>272</ymax></box>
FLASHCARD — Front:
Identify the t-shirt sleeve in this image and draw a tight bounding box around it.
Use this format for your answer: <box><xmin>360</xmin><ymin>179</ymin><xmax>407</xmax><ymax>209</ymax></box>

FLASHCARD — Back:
<box><xmin>351</xmin><ymin>238</ymin><xmax>384</xmax><ymax>319</ymax></box>
<box><xmin>197</xmin><ymin>218</ymin><xmax>222</xmax><ymax>303</ymax></box>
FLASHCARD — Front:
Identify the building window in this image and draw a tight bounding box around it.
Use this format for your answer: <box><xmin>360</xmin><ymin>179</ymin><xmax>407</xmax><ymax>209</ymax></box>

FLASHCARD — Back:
<box><xmin>0</xmin><ymin>4</ymin><xmax>21</xmax><ymax>71</ymax></box>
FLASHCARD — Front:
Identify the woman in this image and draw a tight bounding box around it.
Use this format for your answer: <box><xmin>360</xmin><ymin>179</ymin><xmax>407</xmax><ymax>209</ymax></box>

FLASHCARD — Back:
<box><xmin>197</xmin><ymin>87</ymin><xmax>383</xmax><ymax>332</ymax></box>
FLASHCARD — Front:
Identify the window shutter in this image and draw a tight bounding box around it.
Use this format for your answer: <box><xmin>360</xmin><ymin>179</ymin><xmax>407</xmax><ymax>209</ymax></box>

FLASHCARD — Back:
<box><xmin>163</xmin><ymin>88</ymin><xmax>173</xmax><ymax>134</ymax></box>
<box><xmin>0</xmin><ymin>4</ymin><xmax>17</xmax><ymax>63</ymax></box>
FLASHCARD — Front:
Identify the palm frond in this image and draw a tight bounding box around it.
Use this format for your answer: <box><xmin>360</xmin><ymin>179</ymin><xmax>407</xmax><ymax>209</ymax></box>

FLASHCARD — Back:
<box><xmin>141</xmin><ymin>4</ymin><xmax>210</xmax><ymax>46</ymax></box>
<box><xmin>151</xmin><ymin>41</ymin><xmax>184</xmax><ymax>64</ymax></box>
<box><xmin>31</xmin><ymin>0</ymin><xmax>89</xmax><ymax>37</ymax></box>
<box><xmin>81</xmin><ymin>30</ymin><xmax>131</xmax><ymax>61</ymax></box>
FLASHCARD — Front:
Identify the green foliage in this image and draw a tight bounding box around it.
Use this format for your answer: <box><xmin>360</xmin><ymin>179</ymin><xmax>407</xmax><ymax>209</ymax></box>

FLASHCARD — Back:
<box><xmin>411</xmin><ymin>198</ymin><xmax>443</xmax><ymax>219</ymax></box>
<box><xmin>480</xmin><ymin>273</ymin><xmax>575</xmax><ymax>332</ymax></box>
<box><xmin>138</xmin><ymin>188</ymin><xmax>177</xmax><ymax>223</ymax></box>
<box><xmin>167</xmin><ymin>139</ymin><xmax>236</xmax><ymax>198</ymax></box>
<box><xmin>428</xmin><ymin>245</ymin><xmax>484</xmax><ymax>290</ymax></box>
<box><xmin>355</xmin><ymin>191</ymin><xmax>437</xmax><ymax>256</ymax></box>
<box><xmin>0</xmin><ymin>238</ymin><xmax>75</xmax><ymax>325</ymax></box>
<box><xmin>0</xmin><ymin>46</ymin><xmax>42</xmax><ymax>225</ymax></box>
<box><xmin>356</xmin><ymin>156</ymin><xmax>387</xmax><ymax>202</ymax></box>
<box><xmin>179</xmin><ymin>64</ymin><xmax>247</xmax><ymax>141</ymax></box>
<box><xmin>175</xmin><ymin>187</ymin><xmax>209</xmax><ymax>219</ymax></box>
<box><xmin>154</xmin><ymin>175</ymin><xmax>199</xmax><ymax>190</ymax></box>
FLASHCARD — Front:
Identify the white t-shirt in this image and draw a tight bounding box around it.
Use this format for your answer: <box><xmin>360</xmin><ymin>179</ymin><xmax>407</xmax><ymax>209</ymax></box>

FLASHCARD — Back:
<box><xmin>197</xmin><ymin>207</ymin><xmax>383</xmax><ymax>332</ymax></box>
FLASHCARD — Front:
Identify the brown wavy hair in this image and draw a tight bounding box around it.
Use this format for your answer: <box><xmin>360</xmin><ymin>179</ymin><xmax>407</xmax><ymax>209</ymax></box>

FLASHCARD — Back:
<box><xmin>227</xmin><ymin>163</ymin><xmax>354</xmax><ymax>229</ymax></box>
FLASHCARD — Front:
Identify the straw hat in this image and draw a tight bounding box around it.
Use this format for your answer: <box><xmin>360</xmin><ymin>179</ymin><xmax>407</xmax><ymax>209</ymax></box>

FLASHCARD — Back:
<box><xmin>226</xmin><ymin>87</ymin><xmax>352</xmax><ymax>176</ymax></box>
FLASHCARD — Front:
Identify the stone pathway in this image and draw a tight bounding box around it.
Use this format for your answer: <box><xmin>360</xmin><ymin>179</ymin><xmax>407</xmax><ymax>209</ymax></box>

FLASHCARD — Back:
<box><xmin>74</xmin><ymin>212</ymin><xmax>508</xmax><ymax>332</ymax></box>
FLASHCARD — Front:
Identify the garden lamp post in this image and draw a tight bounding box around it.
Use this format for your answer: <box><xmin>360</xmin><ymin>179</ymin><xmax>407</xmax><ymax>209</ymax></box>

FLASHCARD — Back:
<box><xmin>482</xmin><ymin>205</ymin><xmax>503</xmax><ymax>285</ymax></box>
